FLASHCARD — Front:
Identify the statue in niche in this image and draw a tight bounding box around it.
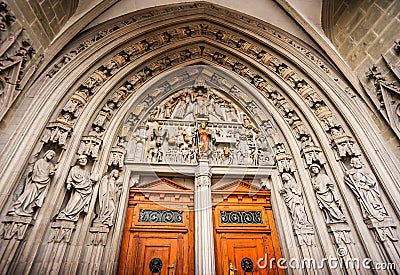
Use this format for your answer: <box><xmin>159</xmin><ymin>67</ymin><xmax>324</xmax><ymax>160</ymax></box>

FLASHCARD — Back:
<box><xmin>62</xmin><ymin>99</ymin><xmax>81</xmax><ymax>118</ymax></box>
<box><xmin>132</xmin><ymin>124</ymin><xmax>146</xmax><ymax>162</ymax></box>
<box><xmin>93</xmin><ymin>170</ymin><xmax>121</xmax><ymax>227</ymax></box>
<box><xmin>161</xmin><ymin>98</ymin><xmax>175</xmax><ymax>118</ymax></box>
<box><xmin>304</xmin><ymin>91</ymin><xmax>322</xmax><ymax>108</ymax></box>
<box><xmin>208</xmin><ymin>95</ymin><xmax>224</xmax><ymax>121</ymax></box>
<box><xmin>88</xmin><ymin>126</ymin><xmax>104</xmax><ymax>138</ymax></box>
<box><xmin>8</xmin><ymin>150</ymin><xmax>56</xmax><ymax>217</ymax></box>
<box><xmin>173</xmin><ymin>126</ymin><xmax>185</xmax><ymax>148</ymax></box>
<box><xmin>241</xmin><ymin>113</ymin><xmax>253</xmax><ymax>129</ymax></box>
<box><xmin>321</xmin><ymin>114</ymin><xmax>341</xmax><ymax>131</ymax></box>
<box><xmin>300</xmin><ymin>135</ymin><xmax>315</xmax><ymax>149</ymax></box>
<box><xmin>279</xmin><ymin>173</ymin><xmax>310</xmax><ymax>229</ymax></box>
<box><xmin>172</xmin><ymin>90</ymin><xmax>190</xmax><ymax>119</ymax></box>
<box><xmin>102</xmin><ymin>101</ymin><xmax>117</xmax><ymax>115</ymax></box>
<box><xmin>81</xmin><ymin>77</ymin><xmax>98</xmax><ymax>94</ymax></box>
<box><xmin>274</xmin><ymin>142</ymin><xmax>286</xmax><ymax>154</ymax></box>
<box><xmin>235</xmin><ymin>129</ymin><xmax>249</xmax><ymax>164</ymax></box>
<box><xmin>225</xmin><ymin>104</ymin><xmax>238</xmax><ymax>122</ymax></box>
<box><xmin>285</xmin><ymin>112</ymin><xmax>300</xmax><ymax>126</ymax></box>
<box><xmin>155</xmin><ymin>147</ymin><xmax>163</xmax><ymax>162</ymax></box>
<box><xmin>192</xmin><ymin>88</ymin><xmax>209</xmax><ymax>119</ymax></box>
<box><xmin>153</xmin><ymin>125</ymin><xmax>167</xmax><ymax>147</ymax></box>
<box><xmin>345</xmin><ymin>157</ymin><xmax>388</xmax><ymax>221</ymax></box>
<box><xmin>56</xmin><ymin>155</ymin><xmax>94</xmax><ymax>222</ymax></box>
<box><xmin>309</xmin><ymin>164</ymin><xmax>346</xmax><ymax>223</ymax></box>
<box><xmin>292</xmin><ymin>122</ymin><xmax>309</xmax><ymax>139</ymax></box>
<box><xmin>197</xmin><ymin>121</ymin><xmax>213</xmax><ymax>157</ymax></box>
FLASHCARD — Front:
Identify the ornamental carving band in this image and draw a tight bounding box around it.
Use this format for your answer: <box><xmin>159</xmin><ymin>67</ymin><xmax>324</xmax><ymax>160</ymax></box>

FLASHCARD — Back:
<box><xmin>220</xmin><ymin>211</ymin><xmax>262</xmax><ymax>224</ymax></box>
<box><xmin>138</xmin><ymin>209</ymin><xmax>183</xmax><ymax>223</ymax></box>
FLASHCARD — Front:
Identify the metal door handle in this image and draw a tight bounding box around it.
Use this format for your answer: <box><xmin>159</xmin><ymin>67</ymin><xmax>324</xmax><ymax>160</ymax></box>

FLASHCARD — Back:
<box><xmin>229</xmin><ymin>261</ymin><xmax>237</xmax><ymax>275</ymax></box>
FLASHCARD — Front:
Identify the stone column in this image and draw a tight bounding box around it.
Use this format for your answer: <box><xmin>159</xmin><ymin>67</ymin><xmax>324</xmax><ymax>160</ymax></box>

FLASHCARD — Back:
<box><xmin>194</xmin><ymin>159</ymin><xmax>215</xmax><ymax>275</ymax></box>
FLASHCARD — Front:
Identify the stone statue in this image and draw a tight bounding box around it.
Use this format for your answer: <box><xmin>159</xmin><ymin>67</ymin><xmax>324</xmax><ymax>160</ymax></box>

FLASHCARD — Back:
<box><xmin>172</xmin><ymin>92</ymin><xmax>189</xmax><ymax>119</ymax></box>
<box><xmin>56</xmin><ymin>155</ymin><xmax>94</xmax><ymax>222</ymax></box>
<box><xmin>279</xmin><ymin>173</ymin><xmax>310</xmax><ymax>229</ymax></box>
<box><xmin>310</xmin><ymin>164</ymin><xmax>346</xmax><ymax>223</ymax></box>
<box><xmin>8</xmin><ymin>150</ymin><xmax>56</xmax><ymax>217</ymax></box>
<box><xmin>345</xmin><ymin>157</ymin><xmax>388</xmax><ymax>221</ymax></box>
<box><xmin>192</xmin><ymin>89</ymin><xmax>209</xmax><ymax>118</ymax></box>
<box><xmin>93</xmin><ymin>170</ymin><xmax>121</xmax><ymax>227</ymax></box>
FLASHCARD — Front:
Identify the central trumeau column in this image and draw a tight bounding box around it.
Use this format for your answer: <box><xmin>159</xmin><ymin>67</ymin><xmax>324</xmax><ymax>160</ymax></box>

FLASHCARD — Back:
<box><xmin>195</xmin><ymin>158</ymin><xmax>215</xmax><ymax>275</ymax></box>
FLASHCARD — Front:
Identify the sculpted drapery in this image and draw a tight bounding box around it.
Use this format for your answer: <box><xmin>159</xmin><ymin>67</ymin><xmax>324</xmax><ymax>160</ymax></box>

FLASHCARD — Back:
<box><xmin>57</xmin><ymin>155</ymin><xmax>93</xmax><ymax>222</ymax></box>
<box><xmin>8</xmin><ymin>150</ymin><xmax>56</xmax><ymax>217</ymax></box>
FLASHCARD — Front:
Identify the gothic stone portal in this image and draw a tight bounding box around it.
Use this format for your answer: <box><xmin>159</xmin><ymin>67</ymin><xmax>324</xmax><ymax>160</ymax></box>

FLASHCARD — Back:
<box><xmin>118</xmin><ymin>76</ymin><xmax>282</xmax><ymax>274</ymax></box>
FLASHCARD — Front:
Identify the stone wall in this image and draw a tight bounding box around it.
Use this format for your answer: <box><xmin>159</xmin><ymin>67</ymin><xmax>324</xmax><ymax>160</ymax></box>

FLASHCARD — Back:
<box><xmin>4</xmin><ymin>0</ymin><xmax>77</xmax><ymax>55</ymax></box>
<box><xmin>332</xmin><ymin>0</ymin><xmax>400</xmax><ymax>81</ymax></box>
<box><xmin>330</xmin><ymin>0</ymin><xmax>400</xmax><ymax>145</ymax></box>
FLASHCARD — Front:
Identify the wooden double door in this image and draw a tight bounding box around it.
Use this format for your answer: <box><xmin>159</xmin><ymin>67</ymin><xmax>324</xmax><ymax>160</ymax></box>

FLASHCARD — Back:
<box><xmin>118</xmin><ymin>179</ymin><xmax>282</xmax><ymax>275</ymax></box>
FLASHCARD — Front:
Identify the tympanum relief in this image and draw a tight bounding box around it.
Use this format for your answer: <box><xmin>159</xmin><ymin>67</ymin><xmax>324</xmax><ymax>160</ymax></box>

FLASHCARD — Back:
<box><xmin>130</xmin><ymin>82</ymin><xmax>273</xmax><ymax>166</ymax></box>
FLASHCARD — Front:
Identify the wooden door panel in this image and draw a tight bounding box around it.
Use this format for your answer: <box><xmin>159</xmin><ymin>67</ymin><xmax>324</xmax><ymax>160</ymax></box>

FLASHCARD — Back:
<box><xmin>221</xmin><ymin>234</ymin><xmax>268</xmax><ymax>275</ymax></box>
<box><xmin>230</xmin><ymin>244</ymin><xmax>259</xmax><ymax>274</ymax></box>
<box><xmin>118</xmin><ymin>181</ymin><xmax>194</xmax><ymax>275</ymax></box>
<box><xmin>138</xmin><ymin>243</ymin><xmax>173</xmax><ymax>275</ymax></box>
<box><xmin>213</xmin><ymin>191</ymin><xmax>283</xmax><ymax>275</ymax></box>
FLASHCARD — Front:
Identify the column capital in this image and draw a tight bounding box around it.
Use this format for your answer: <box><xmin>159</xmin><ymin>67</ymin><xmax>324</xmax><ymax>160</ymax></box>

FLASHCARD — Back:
<box><xmin>195</xmin><ymin>159</ymin><xmax>212</xmax><ymax>178</ymax></box>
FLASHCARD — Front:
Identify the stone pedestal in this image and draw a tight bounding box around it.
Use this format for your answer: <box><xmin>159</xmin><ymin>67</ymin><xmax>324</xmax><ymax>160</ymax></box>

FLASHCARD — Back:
<box><xmin>0</xmin><ymin>216</ymin><xmax>33</xmax><ymax>274</ymax></box>
<box><xmin>194</xmin><ymin>159</ymin><xmax>215</xmax><ymax>275</ymax></box>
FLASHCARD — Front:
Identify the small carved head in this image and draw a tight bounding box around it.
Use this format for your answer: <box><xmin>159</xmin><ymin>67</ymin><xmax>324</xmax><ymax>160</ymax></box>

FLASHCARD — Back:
<box><xmin>44</xmin><ymin>150</ymin><xmax>56</xmax><ymax>160</ymax></box>
<box><xmin>77</xmin><ymin>154</ymin><xmax>88</xmax><ymax>166</ymax></box>
<box><xmin>110</xmin><ymin>169</ymin><xmax>119</xmax><ymax>179</ymax></box>
<box><xmin>309</xmin><ymin>163</ymin><xmax>321</xmax><ymax>175</ymax></box>
<box><xmin>350</xmin><ymin>157</ymin><xmax>362</xmax><ymax>169</ymax></box>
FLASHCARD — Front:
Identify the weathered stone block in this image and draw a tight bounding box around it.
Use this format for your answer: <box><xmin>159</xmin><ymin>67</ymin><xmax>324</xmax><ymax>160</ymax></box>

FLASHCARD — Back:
<box><xmin>376</xmin><ymin>0</ymin><xmax>395</xmax><ymax>10</ymax></box>
<box><xmin>351</xmin><ymin>4</ymin><xmax>383</xmax><ymax>42</ymax></box>
<box><xmin>348</xmin><ymin>9</ymin><xmax>366</xmax><ymax>33</ymax></box>
<box><xmin>30</xmin><ymin>19</ymin><xmax>51</xmax><ymax>46</ymax></box>
<box><xmin>40</xmin><ymin>2</ymin><xmax>56</xmax><ymax>22</ymax></box>
<box><xmin>12</xmin><ymin>1</ymin><xmax>37</xmax><ymax>24</ymax></box>
<box><xmin>54</xmin><ymin>2</ymin><xmax>66</xmax><ymax>23</ymax></box>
